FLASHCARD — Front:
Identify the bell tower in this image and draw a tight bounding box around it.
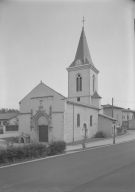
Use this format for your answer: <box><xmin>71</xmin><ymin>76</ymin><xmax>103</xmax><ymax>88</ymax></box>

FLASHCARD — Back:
<box><xmin>67</xmin><ymin>19</ymin><xmax>101</xmax><ymax>107</ymax></box>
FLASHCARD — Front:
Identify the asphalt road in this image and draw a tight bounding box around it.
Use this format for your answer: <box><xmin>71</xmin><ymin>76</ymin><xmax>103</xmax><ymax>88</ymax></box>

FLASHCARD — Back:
<box><xmin>0</xmin><ymin>140</ymin><xmax>135</xmax><ymax>192</ymax></box>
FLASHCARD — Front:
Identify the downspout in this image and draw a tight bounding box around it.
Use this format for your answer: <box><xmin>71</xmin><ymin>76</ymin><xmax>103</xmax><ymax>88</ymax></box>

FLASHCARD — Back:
<box><xmin>73</xmin><ymin>104</ymin><xmax>74</xmax><ymax>142</ymax></box>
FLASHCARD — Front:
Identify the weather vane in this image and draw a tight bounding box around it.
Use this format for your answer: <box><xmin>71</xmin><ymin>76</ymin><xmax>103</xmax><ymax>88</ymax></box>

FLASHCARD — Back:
<box><xmin>82</xmin><ymin>16</ymin><xmax>85</xmax><ymax>28</ymax></box>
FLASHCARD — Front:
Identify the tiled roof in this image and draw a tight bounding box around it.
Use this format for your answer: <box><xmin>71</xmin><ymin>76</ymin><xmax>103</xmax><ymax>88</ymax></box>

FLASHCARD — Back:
<box><xmin>66</xmin><ymin>100</ymin><xmax>100</xmax><ymax>110</ymax></box>
<box><xmin>91</xmin><ymin>91</ymin><xmax>102</xmax><ymax>98</ymax></box>
<box><xmin>102</xmin><ymin>104</ymin><xmax>123</xmax><ymax>109</ymax></box>
<box><xmin>99</xmin><ymin>114</ymin><xmax>116</xmax><ymax>121</ymax></box>
<box><xmin>0</xmin><ymin>113</ymin><xmax>18</xmax><ymax>120</ymax></box>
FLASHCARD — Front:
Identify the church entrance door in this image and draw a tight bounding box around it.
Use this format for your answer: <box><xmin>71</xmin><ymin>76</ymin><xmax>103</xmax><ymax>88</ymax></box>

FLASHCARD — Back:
<box><xmin>39</xmin><ymin>125</ymin><xmax>48</xmax><ymax>142</ymax></box>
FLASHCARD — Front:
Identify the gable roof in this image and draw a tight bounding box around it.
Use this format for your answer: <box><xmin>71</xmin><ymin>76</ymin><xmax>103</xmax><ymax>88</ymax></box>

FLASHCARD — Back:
<box><xmin>0</xmin><ymin>113</ymin><xmax>18</xmax><ymax>120</ymax></box>
<box><xmin>102</xmin><ymin>104</ymin><xmax>123</xmax><ymax>110</ymax></box>
<box><xmin>19</xmin><ymin>81</ymin><xmax>66</xmax><ymax>104</ymax></box>
<box><xmin>91</xmin><ymin>91</ymin><xmax>102</xmax><ymax>98</ymax></box>
<box><xmin>68</xmin><ymin>27</ymin><xmax>98</xmax><ymax>73</ymax></box>
<box><xmin>99</xmin><ymin>113</ymin><xmax>116</xmax><ymax>121</ymax></box>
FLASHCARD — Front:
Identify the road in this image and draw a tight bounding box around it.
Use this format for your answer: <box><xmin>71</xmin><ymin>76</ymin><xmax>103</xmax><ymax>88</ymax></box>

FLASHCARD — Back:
<box><xmin>0</xmin><ymin>140</ymin><xmax>135</xmax><ymax>192</ymax></box>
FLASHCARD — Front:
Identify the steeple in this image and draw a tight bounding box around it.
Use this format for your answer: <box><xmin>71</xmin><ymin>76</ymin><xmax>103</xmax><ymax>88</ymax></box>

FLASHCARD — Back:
<box><xmin>69</xmin><ymin>26</ymin><xmax>94</xmax><ymax>67</ymax></box>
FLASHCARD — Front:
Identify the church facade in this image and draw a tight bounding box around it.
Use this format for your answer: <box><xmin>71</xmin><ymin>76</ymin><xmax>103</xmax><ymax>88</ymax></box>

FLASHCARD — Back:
<box><xmin>19</xmin><ymin>26</ymin><xmax>106</xmax><ymax>144</ymax></box>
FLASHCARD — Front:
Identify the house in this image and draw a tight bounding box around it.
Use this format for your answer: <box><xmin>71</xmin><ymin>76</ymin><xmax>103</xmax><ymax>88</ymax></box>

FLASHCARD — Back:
<box><xmin>19</xmin><ymin>24</ymin><xmax>116</xmax><ymax>144</ymax></box>
<box><xmin>122</xmin><ymin>108</ymin><xmax>134</xmax><ymax>121</ymax></box>
<box><xmin>0</xmin><ymin>113</ymin><xmax>19</xmax><ymax>135</ymax></box>
<box><xmin>122</xmin><ymin>108</ymin><xmax>135</xmax><ymax>130</ymax></box>
<box><xmin>98</xmin><ymin>114</ymin><xmax>116</xmax><ymax>137</ymax></box>
<box><xmin>102</xmin><ymin>104</ymin><xmax>123</xmax><ymax>126</ymax></box>
<box><xmin>0</xmin><ymin>113</ymin><xmax>18</xmax><ymax>127</ymax></box>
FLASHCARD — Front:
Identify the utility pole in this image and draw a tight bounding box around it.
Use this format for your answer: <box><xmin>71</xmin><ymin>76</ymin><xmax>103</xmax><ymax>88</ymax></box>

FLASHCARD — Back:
<box><xmin>112</xmin><ymin>98</ymin><xmax>115</xmax><ymax>144</ymax></box>
<box><xmin>112</xmin><ymin>98</ymin><xmax>114</xmax><ymax>118</ymax></box>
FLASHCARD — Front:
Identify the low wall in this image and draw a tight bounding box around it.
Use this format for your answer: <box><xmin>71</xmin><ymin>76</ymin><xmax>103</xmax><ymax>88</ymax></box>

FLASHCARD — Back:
<box><xmin>0</xmin><ymin>132</ymin><xmax>19</xmax><ymax>138</ymax></box>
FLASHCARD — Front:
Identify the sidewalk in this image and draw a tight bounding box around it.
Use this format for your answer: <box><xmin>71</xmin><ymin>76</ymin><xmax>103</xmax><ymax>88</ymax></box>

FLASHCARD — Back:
<box><xmin>0</xmin><ymin>131</ymin><xmax>135</xmax><ymax>151</ymax></box>
<box><xmin>66</xmin><ymin>130</ymin><xmax>135</xmax><ymax>151</ymax></box>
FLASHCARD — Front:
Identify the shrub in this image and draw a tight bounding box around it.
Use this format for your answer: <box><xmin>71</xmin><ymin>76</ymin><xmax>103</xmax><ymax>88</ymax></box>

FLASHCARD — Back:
<box><xmin>0</xmin><ymin>144</ymin><xmax>47</xmax><ymax>164</ymax></box>
<box><xmin>22</xmin><ymin>144</ymin><xmax>47</xmax><ymax>158</ymax></box>
<box><xmin>95</xmin><ymin>131</ymin><xmax>106</xmax><ymax>138</ymax></box>
<box><xmin>0</xmin><ymin>141</ymin><xmax>67</xmax><ymax>165</ymax></box>
<box><xmin>47</xmin><ymin>141</ymin><xmax>66</xmax><ymax>156</ymax></box>
<box><xmin>13</xmin><ymin>137</ymin><xmax>19</xmax><ymax>143</ymax></box>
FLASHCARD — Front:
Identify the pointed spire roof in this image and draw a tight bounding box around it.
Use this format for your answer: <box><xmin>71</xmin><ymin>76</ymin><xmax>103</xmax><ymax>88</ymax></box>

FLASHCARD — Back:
<box><xmin>91</xmin><ymin>91</ymin><xmax>102</xmax><ymax>98</ymax></box>
<box><xmin>69</xmin><ymin>27</ymin><xmax>94</xmax><ymax>67</ymax></box>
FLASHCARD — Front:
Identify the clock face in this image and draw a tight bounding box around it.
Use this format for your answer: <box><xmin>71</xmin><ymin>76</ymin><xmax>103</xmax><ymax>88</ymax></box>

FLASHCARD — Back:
<box><xmin>75</xmin><ymin>59</ymin><xmax>82</xmax><ymax>66</ymax></box>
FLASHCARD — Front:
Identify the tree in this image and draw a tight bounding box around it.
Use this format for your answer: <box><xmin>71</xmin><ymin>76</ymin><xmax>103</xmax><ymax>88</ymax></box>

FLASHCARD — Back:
<box><xmin>0</xmin><ymin>108</ymin><xmax>19</xmax><ymax>113</ymax></box>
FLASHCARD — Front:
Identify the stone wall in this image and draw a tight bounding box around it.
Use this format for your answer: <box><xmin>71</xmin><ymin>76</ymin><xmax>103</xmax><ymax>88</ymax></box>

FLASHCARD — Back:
<box><xmin>64</xmin><ymin>101</ymin><xmax>99</xmax><ymax>143</ymax></box>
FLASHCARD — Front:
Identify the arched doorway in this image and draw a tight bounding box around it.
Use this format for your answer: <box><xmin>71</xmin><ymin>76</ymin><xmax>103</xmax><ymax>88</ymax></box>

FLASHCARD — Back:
<box><xmin>38</xmin><ymin>115</ymin><xmax>48</xmax><ymax>142</ymax></box>
<box><xmin>21</xmin><ymin>137</ymin><xmax>24</xmax><ymax>143</ymax></box>
<box><xmin>82</xmin><ymin>123</ymin><xmax>88</xmax><ymax>139</ymax></box>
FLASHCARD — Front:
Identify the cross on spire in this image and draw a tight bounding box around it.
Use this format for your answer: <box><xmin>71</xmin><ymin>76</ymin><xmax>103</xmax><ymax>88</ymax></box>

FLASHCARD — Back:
<box><xmin>82</xmin><ymin>16</ymin><xmax>85</xmax><ymax>28</ymax></box>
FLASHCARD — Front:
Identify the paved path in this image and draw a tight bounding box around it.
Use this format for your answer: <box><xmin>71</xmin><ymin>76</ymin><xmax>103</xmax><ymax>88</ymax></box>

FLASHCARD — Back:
<box><xmin>66</xmin><ymin>130</ymin><xmax>135</xmax><ymax>151</ymax></box>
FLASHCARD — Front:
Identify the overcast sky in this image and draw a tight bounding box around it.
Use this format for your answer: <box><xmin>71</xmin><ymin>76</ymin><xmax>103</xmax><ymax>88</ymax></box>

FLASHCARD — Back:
<box><xmin>0</xmin><ymin>0</ymin><xmax>135</xmax><ymax>110</ymax></box>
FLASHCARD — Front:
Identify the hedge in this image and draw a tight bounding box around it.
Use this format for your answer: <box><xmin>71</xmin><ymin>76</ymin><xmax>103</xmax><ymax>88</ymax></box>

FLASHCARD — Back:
<box><xmin>47</xmin><ymin>141</ymin><xmax>67</xmax><ymax>156</ymax></box>
<box><xmin>0</xmin><ymin>141</ymin><xmax>66</xmax><ymax>165</ymax></box>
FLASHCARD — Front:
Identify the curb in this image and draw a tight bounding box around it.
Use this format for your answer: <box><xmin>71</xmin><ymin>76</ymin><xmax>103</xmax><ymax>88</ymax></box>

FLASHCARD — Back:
<box><xmin>66</xmin><ymin>132</ymin><xmax>130</xmax><ymax>151</ymax></box>
<box><xmin>66</xmin><ymin>138</ymin><xmax>135</xmax><ymax>152</ymax></box>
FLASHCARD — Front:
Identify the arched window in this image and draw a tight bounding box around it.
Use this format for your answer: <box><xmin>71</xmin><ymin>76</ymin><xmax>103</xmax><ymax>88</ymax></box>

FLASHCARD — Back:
<box><xmin>76</xmin><ymin>74</ymin><xmax>82</xmax><ymax>92</ymax></box>
<box><xmin>93</xmin><ymin>75</ymin><xmax>95</xmax><ymax>93</ymax></box>
<box><xmin>77</xmin><ymin>114</ymin><xmax>80</xmax><ymax>127</ymax></box>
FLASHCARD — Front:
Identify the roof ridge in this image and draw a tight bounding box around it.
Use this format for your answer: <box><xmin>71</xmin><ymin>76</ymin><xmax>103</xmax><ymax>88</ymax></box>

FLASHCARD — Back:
<box><xmin>19</xmin><ymin>82</ymin><xmax>66</xmax><ymax>104</ymax></box>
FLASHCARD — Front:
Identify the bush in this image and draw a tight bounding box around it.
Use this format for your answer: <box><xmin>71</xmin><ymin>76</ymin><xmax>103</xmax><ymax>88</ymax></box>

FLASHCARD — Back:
<box><xmin>13</xmin><ymin>137</ymin><xmax>19</xmax><ymax>143</ymax></box>
<box><xmin>0</xmin><ymin>144</ymin><xmax>47</xmax><ymax>164</ymax></box>
<box><xmin>0</xmin><ymin>141</ymin><xmax>67</xmax><ymax>165</ymax></box>
<box><xmin>47</xmin><ymin>141</ymin><xmax>66</xmax><ymax>156</ymax></box>
<box><xmin>95</xmin><ymin>131</ymin><xmax>106</xmax><ymax>138</ymax></box>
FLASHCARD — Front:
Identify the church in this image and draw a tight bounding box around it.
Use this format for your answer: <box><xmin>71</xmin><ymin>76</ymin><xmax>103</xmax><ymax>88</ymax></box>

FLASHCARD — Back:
<box><xmin>19</xmin><ymin>24</ymin><xmax>114</xmax><ymax>144</ymax></box>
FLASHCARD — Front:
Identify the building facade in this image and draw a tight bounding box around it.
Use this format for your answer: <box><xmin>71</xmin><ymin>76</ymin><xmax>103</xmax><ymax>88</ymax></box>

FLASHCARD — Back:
<box><xmin>19</xmin><ymin>25</ymin><xmax>115</xmax><ymax>143</ymax></box>
<box><xmin>102</xmin><ymin>104</ymin><xmax>123</xmax><ymax>126</ymax></box>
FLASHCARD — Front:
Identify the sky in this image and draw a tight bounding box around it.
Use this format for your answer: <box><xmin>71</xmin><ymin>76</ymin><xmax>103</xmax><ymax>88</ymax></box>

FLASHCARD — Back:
<box><xmin>0</xmin><ymin>0</ymin><xmax>135</xmax><ymax>110</ymax></box>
